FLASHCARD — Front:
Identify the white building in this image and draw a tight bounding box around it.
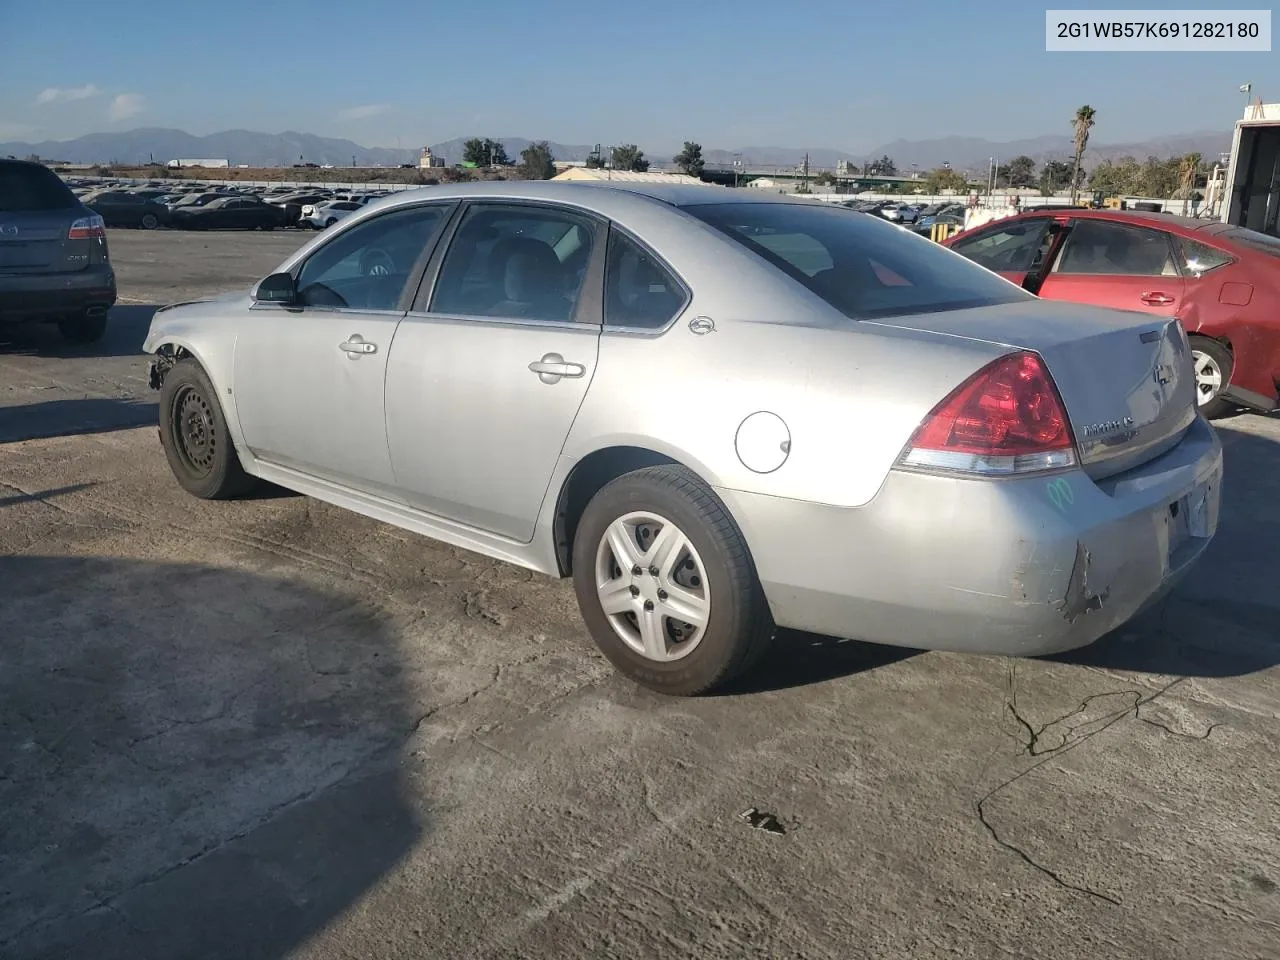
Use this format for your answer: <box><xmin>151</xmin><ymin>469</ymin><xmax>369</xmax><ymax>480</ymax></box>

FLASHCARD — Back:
<box><xmin>167</xmin><ymin>158</ymin><xmax>229</xmax><ymax>169</ymax></box>
<box><xmin>550</xmin><ymin>168</ymin><xmax>703</xmax><ymax>185</ymax></box>
<box><xmin>419</xmin><ymin>147</ymin><xmax>444</xmax><ymax>169</ymax></box>
<box><xmin>1222</xmin><ymin>100</ymin><xmax>1280</xmax><ymax>234</ymax></box>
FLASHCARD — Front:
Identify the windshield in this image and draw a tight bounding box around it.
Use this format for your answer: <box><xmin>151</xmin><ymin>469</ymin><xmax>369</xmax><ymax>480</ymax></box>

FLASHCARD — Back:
<box><xmin>684</xmin><ymin>201</ymin><xmax>1031</xmax><ymax>320</ymax></box>
<box><xmin>0</xmin><ymin>163</ymin><xmax>80</xmax><ymax>213</ymax></box>
<box><xmin>1224</xmin><ymin>226</ymin><xmax>1280</xmax><ymax>259</ymax></box>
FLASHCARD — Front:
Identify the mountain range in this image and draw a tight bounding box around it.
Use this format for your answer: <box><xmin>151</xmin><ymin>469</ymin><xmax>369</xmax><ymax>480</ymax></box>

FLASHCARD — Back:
<box><xmin>0</xmin><ymin>127</ymin><xmax>1233</xmax><ymax>173</ymax></box>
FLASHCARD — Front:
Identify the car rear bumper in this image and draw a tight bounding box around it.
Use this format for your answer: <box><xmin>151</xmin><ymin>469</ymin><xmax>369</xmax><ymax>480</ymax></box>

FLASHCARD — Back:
<box><xmin>0</xmin><ymin>266</ymin><xmax>117</xmax><ymax>321</ymax></box>
<box><xmin>717</xmin><ymin>415</ymin><xmax>1222</xmax><ymax>657</ymax></box>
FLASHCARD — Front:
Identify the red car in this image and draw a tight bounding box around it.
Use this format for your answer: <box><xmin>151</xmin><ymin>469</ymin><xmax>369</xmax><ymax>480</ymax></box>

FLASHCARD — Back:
<box><xmin>944</xmin><ymin>209</ymin><xmax>1280</xmax><ymax>418</ymax></box>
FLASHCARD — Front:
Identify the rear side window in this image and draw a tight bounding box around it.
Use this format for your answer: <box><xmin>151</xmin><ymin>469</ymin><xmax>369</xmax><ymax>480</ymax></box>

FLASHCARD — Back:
<box><xmin>604</xmin><ymin>230</ymin><xmax>688</xmax><ymax>330</ymax></box>
<box><xmin>1177</xmin><ymin>238</ymin><xmax>1234</xmax><ymax>274</ymax></box>
<box><xmin>0</xmin><ymin>164</ymin><xmax>79</xmax><ymax>212</ymax></box>
<box><xmin>1053</xmin><ymin>220</ymin><xmax>1178</xmax><ymax>277</ymax></box>
<box><xmin>685</xmin><ymin>202</ymin><xmax>1029</xmax><ymax>320</ymax></box>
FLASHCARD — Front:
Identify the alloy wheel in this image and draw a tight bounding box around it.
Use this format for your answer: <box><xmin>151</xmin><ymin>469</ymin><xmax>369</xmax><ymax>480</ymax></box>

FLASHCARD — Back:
<box><xmin>1191</xmin><ymin>349</ymin><xmax>1223</xmax><ymax>406</ymax></box>
<box><xmin>595</xmin><ymin>511</ymin><xmax>711</xmax><ymax>662</ymax></box>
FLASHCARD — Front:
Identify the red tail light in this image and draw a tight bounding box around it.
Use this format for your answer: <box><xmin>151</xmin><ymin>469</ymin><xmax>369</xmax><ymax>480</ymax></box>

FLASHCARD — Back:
<box><xmin>68</xmin><ymin>214</ymin><xmax>106</xmax><ymax>240</ymax></box>
<box><xmin>899</xmin><ymin>351</ymin><xmax>1077</xmax><ymax>476</ymax></box>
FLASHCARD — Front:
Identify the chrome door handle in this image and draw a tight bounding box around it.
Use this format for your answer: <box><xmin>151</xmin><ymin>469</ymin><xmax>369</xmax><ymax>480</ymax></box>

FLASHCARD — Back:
<box><xmin>528</xmin><ymin>353</ymin><xmax>585</xmax><ymax>382</ymax></box>
<box><xmin>1140</xmin><ymin>292</ymin><xmax>1175</xmax><ymax>305</ymax></box>
<box><xmin>340</xmin><ymin>335</ymin><xmax>377</xmax><ymax>357</ymax></box>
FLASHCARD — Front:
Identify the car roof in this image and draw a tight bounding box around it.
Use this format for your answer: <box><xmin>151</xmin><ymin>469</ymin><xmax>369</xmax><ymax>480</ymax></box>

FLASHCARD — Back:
<box><xmin>1014</xmin><ymin>207</ymin><xmax>1223</xmax><ymax>235</ymax></box>
<box><xmin>369</xmin><ymin>180</ymin><xmax>814</xmax><ymax>213</ymax></box>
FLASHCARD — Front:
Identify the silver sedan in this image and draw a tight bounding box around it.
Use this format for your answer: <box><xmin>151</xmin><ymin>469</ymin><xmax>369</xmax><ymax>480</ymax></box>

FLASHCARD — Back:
<box><xmin>143</xmin><ymin>182</ymin><xmax>1222</xmax><ymax>695</ymax></box>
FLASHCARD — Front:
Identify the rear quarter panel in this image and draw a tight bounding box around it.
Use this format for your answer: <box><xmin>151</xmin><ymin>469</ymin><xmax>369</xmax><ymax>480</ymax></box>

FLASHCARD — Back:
<box><xmin>565</xmin><ymin>293</ymin><xmax>1008</xmax><ymax>509</ymax></box>
<box><xmin>1181</xmin><ymin>254</ymin><xmax>1280</xmax><ymax>400</ymax></box>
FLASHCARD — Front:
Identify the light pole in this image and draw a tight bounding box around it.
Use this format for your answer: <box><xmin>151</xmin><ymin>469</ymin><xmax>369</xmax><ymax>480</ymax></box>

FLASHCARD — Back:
<box><xmin>733</xmin><ymin>154</ymin><xmax>743</xmax><ymax>188</ymax></box>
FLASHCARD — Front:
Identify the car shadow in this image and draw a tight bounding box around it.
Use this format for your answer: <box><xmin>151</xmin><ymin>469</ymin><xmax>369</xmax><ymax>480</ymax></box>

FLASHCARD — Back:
<box><xmin>0</xmin><ymin>555</ymin><xmax>423</xmax><ymax>960</ymax></box>
<box><xmin>0</xmin><ymin>397</ymin><xmax>158</xmax><ymax>444</ymax></box>
<box><xmin>1055</xmin><ymin>421</ymin><xmax>1280</xmax><ymax>678</ymax></box>
<box><xmin>0</xmin><ymin>304</ymin><xmax>158</xmax><ymax>360</ymax></box>
<box><xmin>722</xmin><ymin>630</ymin><xmax>919</xmax><ymax>695</ymax></box>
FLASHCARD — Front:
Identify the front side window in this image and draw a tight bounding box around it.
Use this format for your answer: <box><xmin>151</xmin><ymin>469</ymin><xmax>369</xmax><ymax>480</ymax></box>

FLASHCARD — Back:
<box><xmin>604</xmin><ymin>230</ymin><xmax>687</xmax><ymax>329</ymax></box>
<box><xmin>430</xmin><ymin>204</ymin><xmax>597</xmax><ymax>323</ymax></box>
<box><xmin>685</xmin><ymin>202</ymin><xmax>1030</xmax><ymax>320</ymax></box>
<box><xmin>1053</xmin><ymin>220</ymin><xmax>1178</xmax><ymax>276</ymax></box>
<box><xmin>296</xmin><ymin>203</ymin><xmax>449</xmax><ymax>311</ymax></box>
<box><xmin>950</xmin><ymin>218</ymin><xmax>1053</xmax><ymax>273</ymax></box>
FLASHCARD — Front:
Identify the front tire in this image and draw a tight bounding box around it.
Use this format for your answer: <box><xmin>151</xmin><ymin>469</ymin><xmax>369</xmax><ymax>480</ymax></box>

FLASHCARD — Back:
<box><xmin>1189</xmin><ymin>337</ymin><xmax>1234</xmax><ymax>419</ymax></box>
<box><xmin>57</xmin><ymin>311</ymin><xmax>107</xmax><ymax>344</ymax></box>
<box><xmin>572</xmin><ymin>465</ymin><xmax>773</xmax><ymax>696</ymax></box>
<box><xmin>158</xmin><ymin>359</ymin><xmax>257</xmax><ymax>499</ymax></box>
<box><xmin>140</xmin><ymin>212</ymin><xmax>160</xmax><ymax>230</ymax></box>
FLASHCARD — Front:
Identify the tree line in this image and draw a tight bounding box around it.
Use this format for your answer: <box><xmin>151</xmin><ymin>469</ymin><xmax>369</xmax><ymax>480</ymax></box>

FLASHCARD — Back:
<box><xmin>458</xmin><ymin>138</ymin><xmax>709</xmax><ymax>180</ymax></box>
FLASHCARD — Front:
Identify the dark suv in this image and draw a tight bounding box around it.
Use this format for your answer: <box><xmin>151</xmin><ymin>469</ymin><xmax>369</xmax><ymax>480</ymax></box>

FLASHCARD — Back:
<box><xmin>0</xmin><ymin>159</ymin><xmax>117</xmax><ymax>343</ymax></box>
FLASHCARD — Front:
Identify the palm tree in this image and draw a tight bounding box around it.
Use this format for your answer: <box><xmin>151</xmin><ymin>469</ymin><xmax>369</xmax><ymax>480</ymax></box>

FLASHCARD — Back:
<box><xmin>1069</xmin><ymin>105</ymin><xmax>1096</xmax><ymax>204</ymax></box>
<box><xmin>1178</xmin><ymin>152</ymin><xmax>1202</xmax><ymax>214</ymax></box>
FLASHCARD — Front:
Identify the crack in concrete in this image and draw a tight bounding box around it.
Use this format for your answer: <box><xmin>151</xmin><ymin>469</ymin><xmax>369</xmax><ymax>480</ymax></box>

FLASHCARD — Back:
<box><xmin>980</xmin><ymin>665</ymin><xmax>1222</xmax><ymax>906</ymax></box>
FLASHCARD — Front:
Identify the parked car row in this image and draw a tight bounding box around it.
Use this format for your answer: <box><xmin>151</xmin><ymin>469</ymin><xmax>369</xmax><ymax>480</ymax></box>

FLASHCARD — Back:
<box><xmin>63</xmin><ymin>177</ymin><xmax>394</xmax><ymax>231</ymax></box>
<box><xmin>837</xmin><ymin>198</ymin><xmax>969</xmax><ymax>233</ymax></box>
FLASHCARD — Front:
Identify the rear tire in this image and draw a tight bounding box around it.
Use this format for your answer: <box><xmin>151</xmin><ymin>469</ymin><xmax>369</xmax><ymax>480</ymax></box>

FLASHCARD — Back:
<box><xmin>1189</xmin><ymin>337</ymin><xmax>1234</xmax><ymax>419</ymax></box>
<box><xmin>325</xmin><ymin>218</ymin><xmax>337</xmax><ymax>228</ymax></box>
<box><xmin>571</xmin><ymin>465</ymin><xmax>774</xmax><ymax>696</ymax></box>
<box><xmin>140</xmin><ymin>212</ymin><xmax>160</xmax><ymax>230</ymax></box>
<box><xmin>57</xmin><ymin>311</ymin><xmax>107</xmax><ymax>344</ymax></box>
<box><xmin>158</xmin><ymin>359</ymin><xmax>257</xmax><ymax>500</ymax></box>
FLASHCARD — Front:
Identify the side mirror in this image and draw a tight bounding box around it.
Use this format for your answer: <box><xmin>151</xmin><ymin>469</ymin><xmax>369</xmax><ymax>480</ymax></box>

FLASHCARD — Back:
<box><xmin>255</xmin><ymin>272</ymin><xmax>297</xmax><ymax>304</ymax></box>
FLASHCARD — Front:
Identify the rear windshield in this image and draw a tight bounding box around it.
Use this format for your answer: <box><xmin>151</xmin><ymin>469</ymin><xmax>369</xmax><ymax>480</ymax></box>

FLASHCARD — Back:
<box><xmin>0</xmin><ymin>163</ymin><xmax>80</xmax><ymax>213</ymax></box>
<box><xmin>1223</xmin><ymin>226</ymin><xmax>1280</xmax><ymax>259</ymax></box>
<box><xmin>683</xmin><ymin>202</ymin><xmax>1030</xmax><ymax>319</ymax></box>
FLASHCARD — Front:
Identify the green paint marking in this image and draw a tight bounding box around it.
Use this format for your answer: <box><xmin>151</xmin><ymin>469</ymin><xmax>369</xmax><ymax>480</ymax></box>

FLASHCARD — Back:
<box><xmin>1046</xmin><ymin>477</ymin><xmax>1074</xmax><ymax>512</ymax></box>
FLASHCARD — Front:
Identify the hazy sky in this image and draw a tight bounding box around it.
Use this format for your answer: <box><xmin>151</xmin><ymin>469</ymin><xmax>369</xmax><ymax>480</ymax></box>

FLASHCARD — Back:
<box><xmin>0</xmin><ymin>0</ymin><xmax>1265</xmax><ymax>150</ymax></box>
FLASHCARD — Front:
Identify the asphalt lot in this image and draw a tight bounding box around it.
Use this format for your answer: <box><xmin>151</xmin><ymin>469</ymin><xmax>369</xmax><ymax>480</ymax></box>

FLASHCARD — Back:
<box><xmin>2</xmin><ymin>230</ymin><xmax>1279</xmax><ymax>960</ymax></box>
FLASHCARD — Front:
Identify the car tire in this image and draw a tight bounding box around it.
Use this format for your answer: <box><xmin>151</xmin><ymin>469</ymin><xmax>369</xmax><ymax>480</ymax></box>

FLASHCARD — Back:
<box><xmin>571</xmin><ymin>464</ymin><xmax>774</xmax><ymax>696</ymax></box>
<box><xmin>158</xmin><ymin>358</ymin><xmax>257</xmax><ymax>500</ymax></box>
<box><xmin>1188</xmin><ymin>336</ymin><xmax>1234</xmax><ymax>419</ymax></box>
<box><xmin>57</xmin><ymin>311</ymin><xmax>108</xmax><ymax>344</ymax></box>
<box><xmin>140</xmin><ymin>213</ymin><xmax>160</xmax><ymax>230</ymax></box>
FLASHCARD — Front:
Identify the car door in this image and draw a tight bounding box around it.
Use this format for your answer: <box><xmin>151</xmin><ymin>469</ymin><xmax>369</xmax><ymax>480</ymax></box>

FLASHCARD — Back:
<box><xmin>947</xmin><ymin>216</ymin><xmax>1056</xmax><ymax>288</ymax></box>
<box><xmin>232</xmin><ymin>201</ymin><xmax>455</xmax><ymax>497</ymax></box>
<box><xmin>383</xmin><ymin>200</ymin><xmax>604</xmax><ymax>542</ymax></box>
<box><xmin>1036</xmin><ymin>218</ymin><xmax>1187</xmax><ymax>316</ymax></box>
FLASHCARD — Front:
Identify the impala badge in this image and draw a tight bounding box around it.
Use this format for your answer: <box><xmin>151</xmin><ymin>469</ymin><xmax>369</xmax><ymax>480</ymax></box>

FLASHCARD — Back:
<box><xmin>1154</xmin><ymin>364</ymin><xmax>1173</xmax><ymax>385</ymax></box>
<box><xmin>1082</xmin><ymin>416</ymin><xmax>1136</xmax><ymax>438</ymax></box>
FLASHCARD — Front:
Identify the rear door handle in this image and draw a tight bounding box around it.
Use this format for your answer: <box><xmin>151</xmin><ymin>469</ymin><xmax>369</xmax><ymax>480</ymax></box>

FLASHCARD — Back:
<box><xmin>340</xmin><ymin>334</ymin><xmax>377</xmax><ymax>357</ymax></box>
<box><xmin>528</xmin><ymin>353</ymin><xmax>585</xmax><ymax>382</ymax></box>
<box><xmin>1140</xmin><ymin>292</ymin><xmax>1175</xmax><ymax>305</ymax></box>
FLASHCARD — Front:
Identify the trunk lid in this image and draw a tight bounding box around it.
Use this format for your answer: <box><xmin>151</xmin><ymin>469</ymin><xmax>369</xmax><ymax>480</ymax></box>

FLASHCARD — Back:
<box><xmin>0</xmin><ymin>163</ymin><xmax>95</xmax><ymax>276</ymax></box>
<box><xmin>866</xmin><ymin>299</ymin><xmax>1196</xmax><ymax>479</ymax></box>
<box><xmin>0</xmin><ymin>208</ymin><xmax>91</xmax><ymax>275</ymax></box>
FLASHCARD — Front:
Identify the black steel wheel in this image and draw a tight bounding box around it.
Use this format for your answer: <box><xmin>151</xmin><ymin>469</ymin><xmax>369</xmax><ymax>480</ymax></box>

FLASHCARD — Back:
<box><xmin>158</xmin><ymin>358</ymin><xmax>256</xmax><ymax>499</ymax></box>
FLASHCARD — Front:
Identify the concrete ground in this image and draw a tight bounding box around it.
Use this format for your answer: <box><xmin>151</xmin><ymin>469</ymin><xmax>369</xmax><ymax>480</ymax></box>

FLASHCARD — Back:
<box><xmin>2</xmin><ymin>230</ymin><xmax>1279</xmax><ymax>960</ymax></box>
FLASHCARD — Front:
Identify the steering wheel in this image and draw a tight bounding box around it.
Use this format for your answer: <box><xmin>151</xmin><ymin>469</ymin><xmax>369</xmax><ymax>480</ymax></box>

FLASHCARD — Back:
<box><xmin>359</xmin><ymin>248</ymin><xmax>396</xmax><ymax>278</ymax></box>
